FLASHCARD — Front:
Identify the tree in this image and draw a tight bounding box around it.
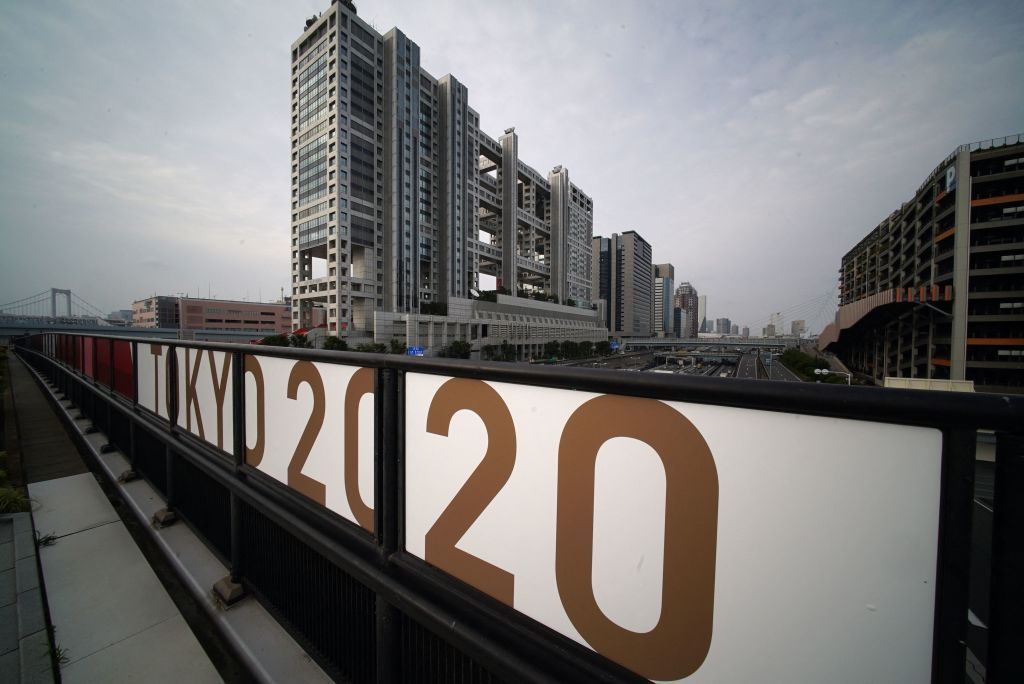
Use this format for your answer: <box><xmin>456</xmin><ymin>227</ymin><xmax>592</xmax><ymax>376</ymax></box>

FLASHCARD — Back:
<box><xmin>481</xmin><ymin>344</ymin><xmax>496</xmax><ymax>360</ymax></box>
<box><xmin>323</xmin><ymin>336</ymin><xmax>348</xmax><ymax>351</ymax></box>
<box><xmin>595</xmin><ymin>340</ymin><xmax>611</xmax><ymax>356</ymax></box>
<box><xmin>447</xmin><ymin>340</ymin><xmax>472</xmax><ymax>359</ymax></box>
<box><xmin>561</xmin><ymin>340</ymin><xmax>579</xmax><ymax>359</ymax></box>
<box><xmin>579</xmin><ymin>340</ymin><xmax>593</xmax><ymax>358</ymax></box>
<box><xmin>565</xmin><ymin>298</ymin><xmax>576</xmax><ymax>307</ymax></box>
<box><xmin>259</xmin><ymin>334</ymin><xmax>290</xmax><ymax>347</ymax></box>
<box><xmin>389</xmin><ymin>338</ymin><xmax>406</xmax><ymax>355</ymax></box>
<box><xmin>543</xmin><ymin>340</ymin><xmax>560</xmax><ymax>359</ymax></box>
<box><xmin>355</xmin><ymin>342</ymin><xmax>387</xmax><ymax>354</ymax></box>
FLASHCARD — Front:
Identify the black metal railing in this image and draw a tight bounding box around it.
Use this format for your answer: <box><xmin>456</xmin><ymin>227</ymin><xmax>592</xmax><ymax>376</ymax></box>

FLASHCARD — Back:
<box><xmin>13</xmin><ymin>332</ymin><xmax>1024</xmax><ymax>684</ymax></box>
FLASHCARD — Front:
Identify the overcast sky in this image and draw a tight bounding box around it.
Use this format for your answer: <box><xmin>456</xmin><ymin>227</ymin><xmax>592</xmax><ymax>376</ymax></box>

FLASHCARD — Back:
<box><xmin>1</xmin><ymin>0</ymin><xmax>1021</xmax><ymax>331</ymax></box>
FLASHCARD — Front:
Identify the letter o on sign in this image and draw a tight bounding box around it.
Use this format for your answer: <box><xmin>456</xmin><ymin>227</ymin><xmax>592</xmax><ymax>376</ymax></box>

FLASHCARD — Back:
<box><xmin>556</xmin><ymin>395</ymin><xmax>718</xmax><ymax>680</ymax></box>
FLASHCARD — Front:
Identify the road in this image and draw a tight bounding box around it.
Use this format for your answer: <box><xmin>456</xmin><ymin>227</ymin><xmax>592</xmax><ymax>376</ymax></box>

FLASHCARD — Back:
<box><xmin>766</xmin><ymin>354</ymin><xmax>801</xmax><ymax>382</ymax></box>
<box><xmin>736</xmin><ymin>351</ymin><xmax>759</xmax><ymax>380</ymax></box>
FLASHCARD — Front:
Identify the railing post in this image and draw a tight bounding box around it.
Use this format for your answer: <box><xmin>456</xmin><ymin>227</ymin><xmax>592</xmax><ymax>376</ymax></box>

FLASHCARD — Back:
<box><xmin>131</xmin><ymin>340</ymin><xmax>139</xmax><ymax>408</ymax></box>
<box><xmin>375</xmin><ymin>367</ymin><xmax>402</xmax><ymax>683</ymax></box>
<box><xmin>212</xmin><ymin>349</ymin><xmax>247</xmax><ymax>607</ymax></box>
<box><xmin>231</xmin><ymin>350</ymin><xmax>246</xmax><ymax>581</ymax></box>
<box><xmin>987</xmin><ymin>431</ymin><xmax>1024</xmax><ymax>682</ymax></box>
<box><xmin>153</xmin><ymin>347</ymin><xmax>179</xmax><ymax>529</ymax></box>
<box><xmin>932</xmin><ymin>428</ymin><xmax>976</xmax><ymax>683</ymax></box>
<box><xmin>106</xmin><ymin>338</ymin><xmax>114</xmax><ymax>431</ymax></box>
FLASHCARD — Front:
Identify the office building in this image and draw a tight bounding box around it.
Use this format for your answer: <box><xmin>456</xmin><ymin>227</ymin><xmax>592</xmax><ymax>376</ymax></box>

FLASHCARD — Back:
<box><xmin>764</xmin><ymin>324</ymin><xmax>777</xmax><ymax>338</ymax></box>
<box><xmin>132</xmin><ymin>296</ymin><xmax>291</xmax><ymax>335</ymax></box>
<box><xmin>741</xmin><ymin>326</ymin><xmax>750</xmax><ymax>338</ymax></box>
<box><xmin>791</xmin><ymin>320</ymin><xmax>806</xmax><ymax>337</ymax></box>
<box><xmin>731</xmin><ymin>323</ymin><xmax>739</xmax><ymax>336</ymax></box>
<box><xmin>132</xmin><ymin>296</ymin><xmax>180</xmax><ymax>329</ymax></box>
<box><xmin>673</xmin><ymin>282</ymin><xmax>699</xmax><ymax>338</ymax></box>
<box><xmin>289</xmin><ymin>2</ymin><xmax>605</xmax><ymax>357</ymax></box>
<box><xmin>697</xmin><ymin>295</ymin><xmax>708</xmax><ymax>333</ymax></box>
<box><xmin>716</xmin><ymin>318</ymin><xmax>732</xmax><ymax>337</ymax></box>
<box><xmin>653</xmin><ymin>263</ymin><xmax>674</xmax><ymax>336</ymax></box>
<box><xmin>592</xmin><ymin>231</ymin><xmax>653</xmax><ymax>337</ymax></box>
<box><xmin>820</xmin><ymin>135</ymin><xmax>1024</xmax><ymax>393</ymax></box>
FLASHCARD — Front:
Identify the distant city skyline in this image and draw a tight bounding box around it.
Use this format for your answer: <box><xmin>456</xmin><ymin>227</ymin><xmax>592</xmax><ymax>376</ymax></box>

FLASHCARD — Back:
<box><xmin>2</xmin><ymin>1</ymin><xmax>1022</xmax><ymax>330</ymax></box>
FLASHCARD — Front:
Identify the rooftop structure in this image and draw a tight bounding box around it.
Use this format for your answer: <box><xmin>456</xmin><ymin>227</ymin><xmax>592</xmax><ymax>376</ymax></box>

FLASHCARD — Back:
<box><xmin>820</xmin><ymin>134</ymin><xmax>1024</xmax><ymax>393</ymax></box>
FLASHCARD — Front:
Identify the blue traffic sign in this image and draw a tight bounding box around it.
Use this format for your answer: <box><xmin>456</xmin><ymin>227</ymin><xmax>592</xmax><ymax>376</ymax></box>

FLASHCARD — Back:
<box><xmin>407</xmin><ymin>346</ymin><xmax>425</xmax><ymax>356</ymax></box>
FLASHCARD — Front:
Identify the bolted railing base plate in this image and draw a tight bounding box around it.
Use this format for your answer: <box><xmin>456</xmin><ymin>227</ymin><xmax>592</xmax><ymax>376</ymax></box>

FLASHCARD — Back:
<box><xmin>152</xmin><ymin>508</ymin><xmax>177</xmax><ymax>529</ymax></box>
<box><xmin>213</xmin><ymin>576</ymin><xmax>247</xmax><ymax>608</ymax></box>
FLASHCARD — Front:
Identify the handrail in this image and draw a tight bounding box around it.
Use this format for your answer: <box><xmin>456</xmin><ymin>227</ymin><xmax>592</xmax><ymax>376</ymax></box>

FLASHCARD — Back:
<box><xmin>13</xmin><ymin>330</ymin><xmax>1024</xmax><ymax>683</ymax></box>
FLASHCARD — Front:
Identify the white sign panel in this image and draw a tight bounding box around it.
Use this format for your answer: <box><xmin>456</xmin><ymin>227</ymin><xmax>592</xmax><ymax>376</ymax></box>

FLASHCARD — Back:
<box><xmin>137</xmin><ymin>343</ymin><xmax>172</xmax><ymax>420</ymax></box>
<box><xmin>243</xmin><ymin>355</ymin><xmax>375</xmax><ymax>533</ymax></box>
<box><xmin>173</xmin><ymin>348</ymin><xmax>236</xmax><ymax>454</ymax></box>
<box><xmin>405</xmin><ymin>374</ymin><xmax>943</xmax><ymax>683</ymax></box>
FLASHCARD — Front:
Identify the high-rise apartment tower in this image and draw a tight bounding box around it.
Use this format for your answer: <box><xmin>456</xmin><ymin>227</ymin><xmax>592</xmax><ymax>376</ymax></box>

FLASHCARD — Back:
<box><xmin>289</xmin><ymin>1</ymin><xmax>603</xmax><ymax>356</ymax></box>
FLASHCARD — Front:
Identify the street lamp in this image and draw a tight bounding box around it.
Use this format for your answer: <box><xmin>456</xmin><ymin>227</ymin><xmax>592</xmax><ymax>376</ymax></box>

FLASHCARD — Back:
<box><xmin>814</xmin><ymin>368</ymin><xmax>851</xmax><ymax>385</ymax></box>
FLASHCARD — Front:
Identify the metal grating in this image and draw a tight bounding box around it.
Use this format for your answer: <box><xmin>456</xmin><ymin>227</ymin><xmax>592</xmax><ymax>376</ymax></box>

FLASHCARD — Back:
<box><xmin>132</xmin><ymin>427</ymin><xmax>167</xmax><ymax>496</ymax></box>
<box><xmin>399</xmin><ymin>612</ymin><xmax>502</xmax><ymax>684</ymax></box>
<box><xmin>170</xmin><ymin>451</ymin><xmax>231</xmax><ymax>560</ymax></box>
<box><xmin>240</xmin><ymin>501</ymin><xmax>376</xmax><ymax>682</ymax></box>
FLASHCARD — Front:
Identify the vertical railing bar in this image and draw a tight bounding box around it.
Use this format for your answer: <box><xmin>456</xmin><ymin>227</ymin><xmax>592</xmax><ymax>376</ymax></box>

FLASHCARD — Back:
<box><xmin>165</xmin><ymin>345</ymin><xmax>179</xmax><ymax>514</ymax></box>
<box><xmin>395</xmin><ymin>369</ymin><xmax>406</xmax><ymax>553</ymax></box>
<box><xmin>231</xmin><ymin>350</ymin><xmax>246</xmax><ymax>581</ymax></box>
<box><xmin>987</xmin><ymin>431</ymin><xmax>1024</xmax><ymax>682</ymax></box>
<box><xmin>131</xmin><ymin>340</ymin><xmax>139</xmax><ymax>408</ymax></box>
<box><xmin>106</xmin><ymin>339</ymin><xmax>114</xmax><ymax>431</ymax></box>
<box><xmin>375</xmin><ymin>367</ymin><xmax>400</xmax><ymax>683</ymax></box>
<box><xmin>932</xmin><ymin>427</ymin><xmax>976</xmax><ymax>684</ymax></box>
<box><xmin>168</xmin><ymin>344</ymin><xmax>179</xmax><ymax>433</ymax></box>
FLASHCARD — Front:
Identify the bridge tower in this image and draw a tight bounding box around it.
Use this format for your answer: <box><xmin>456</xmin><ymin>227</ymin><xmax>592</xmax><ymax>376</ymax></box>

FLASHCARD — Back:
<box><xmin>50</xmin><ymin>288</ymin><xmax>72</xmax><ymax>318</ymax></box>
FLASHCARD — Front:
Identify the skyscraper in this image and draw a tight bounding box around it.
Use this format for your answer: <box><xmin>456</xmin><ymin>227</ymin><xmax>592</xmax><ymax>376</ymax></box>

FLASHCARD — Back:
<box><xmin>592</xmin><ymin>231</ymin><xmax>653</xmax><ymax>337</ymax></box>
<box><xmin>673</xmin><ymin>282</ymin><xmax>698</xmax><ymax>338</ymax></box>
<box><xmin>697</xmin><ymin>295</ymin><xmax>708</xmax><ymax>333</ymax></box>
<box><xmin>289</xmin><ymin>2</ymin><xmax>605</xmax><ymax>357</ymax></box>
<box><xmin>653</xmin><ymin>263</ymin><xmax>674</xmax><ymax>337</ymax></box>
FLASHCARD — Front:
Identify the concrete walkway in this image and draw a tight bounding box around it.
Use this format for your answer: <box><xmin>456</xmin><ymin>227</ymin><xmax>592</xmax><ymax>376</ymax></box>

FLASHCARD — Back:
<box><xmin>29</xmin><ymin>474</ymin><xmax>222</xmax><ymax>683</ymax></box>
<box><xmin>7</xmin><ymin>354</ymin><xmax>222</xmax><ymax>683</ymax></box>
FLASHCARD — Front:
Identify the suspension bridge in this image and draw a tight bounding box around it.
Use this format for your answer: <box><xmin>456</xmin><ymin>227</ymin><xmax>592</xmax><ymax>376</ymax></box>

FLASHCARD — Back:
<box><xmin>0</xmin><ymin>288</ymin><xmax>121</xmax><ymax>326</ymax></box>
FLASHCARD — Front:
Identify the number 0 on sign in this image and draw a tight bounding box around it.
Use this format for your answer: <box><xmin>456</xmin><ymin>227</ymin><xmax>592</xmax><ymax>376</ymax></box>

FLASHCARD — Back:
<box><xmin>404</xmin><ymin>374</ymin><xmax>718</xmax><ymax>680</ymax></box>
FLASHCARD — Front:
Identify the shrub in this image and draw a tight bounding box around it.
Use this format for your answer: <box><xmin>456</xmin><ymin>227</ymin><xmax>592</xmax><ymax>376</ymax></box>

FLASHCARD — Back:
<box><xmin>447</xmin><ymin>340</ymin><xmax>472</xmax><ymax>359</ymax></box>
<box><xmin>289</xmin><ymin>333</ymin><xmax>312</xmax><ymax>349</ymax></box>
<box><xmin>323</xmin><ymin>336</ymin><xmax>348</xmax><ymax>351</ymax></box>
<box><xmin>0</xmin><ymin>487</ymin><xmax>30</xmax><ymax>513</ymax></box>
<box><xmin>258</xmin><ymin>334</ymin><xmax>290</xmax><ymax>347</ymax></box>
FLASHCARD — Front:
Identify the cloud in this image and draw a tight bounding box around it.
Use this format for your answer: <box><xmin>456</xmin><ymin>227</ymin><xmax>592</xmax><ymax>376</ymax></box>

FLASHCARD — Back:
<box><xmin>1</xmin><ymin>0</ymin><xmax>1022</xmax><ymax>328</ymax></box>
